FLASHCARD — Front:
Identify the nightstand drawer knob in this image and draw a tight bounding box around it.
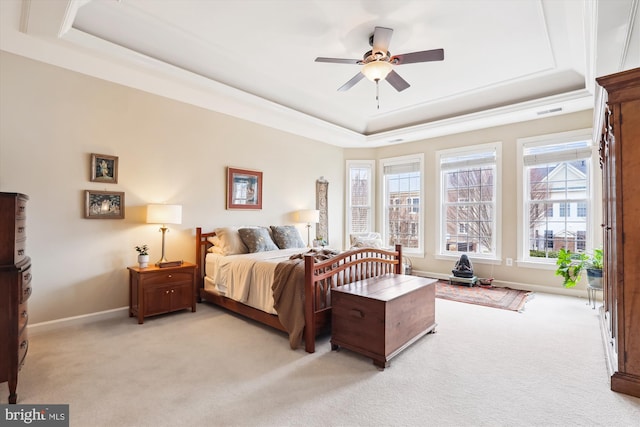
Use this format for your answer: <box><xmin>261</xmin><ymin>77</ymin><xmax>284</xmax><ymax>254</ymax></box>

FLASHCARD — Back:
<box><xmin>168</xmin><ymin>275</ymin><xmax>172</xmax><ymax>278</ymax></box>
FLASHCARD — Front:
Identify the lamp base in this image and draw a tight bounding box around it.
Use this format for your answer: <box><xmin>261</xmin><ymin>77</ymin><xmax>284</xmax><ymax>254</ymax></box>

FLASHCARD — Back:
<box><xmin>157</xmin><ymin>260</ymin><xmax>183</xmax><ymax>268</ymax></box>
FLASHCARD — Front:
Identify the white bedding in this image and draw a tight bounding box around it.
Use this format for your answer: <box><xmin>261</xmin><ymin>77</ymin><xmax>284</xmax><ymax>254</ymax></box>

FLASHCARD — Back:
<box><xmin>204</xmin><ymin>248</ymin><xmax>308</xmax><ymax>314</ymax></box>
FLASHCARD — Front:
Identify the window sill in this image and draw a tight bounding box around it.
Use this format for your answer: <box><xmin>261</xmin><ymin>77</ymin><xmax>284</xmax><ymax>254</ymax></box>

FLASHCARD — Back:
<box><xmin>516</xmin><ymin>260</ymin><xmax>556</xmax><ymax>270</ymax></box>
<box><xmin>434</xmin><ymin>254</ymin><xmax>502</xmax><ymax>266</ymax></box>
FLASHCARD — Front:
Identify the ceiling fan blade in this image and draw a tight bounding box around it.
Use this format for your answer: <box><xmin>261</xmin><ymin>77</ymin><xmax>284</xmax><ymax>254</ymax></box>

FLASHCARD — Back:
<box><xmin>385</xmin><ymin>70</ymin><xmax>410</xmax><ymax>92</ymax></box>
<box><xmin>372</xmin><ymin>26</ymin><xmax>393</xmax><ymax>55</ymax></box>
<box><xmin>315</xmin><ymin>57</ymin><xmax>361</xmax><ymax>64</ymax></box>
<box><xmin>391</xmin><ymin>48</ymin><xmax>444</xmax><ymax>65</ymax></box>
<box><xmin>338</xmin><ymin>72</ymin><xmax>365</xmax><ymax>91</ymax></box>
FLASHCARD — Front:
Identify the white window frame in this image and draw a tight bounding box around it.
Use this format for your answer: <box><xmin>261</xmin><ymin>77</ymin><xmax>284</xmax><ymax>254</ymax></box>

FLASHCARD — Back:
<box><xmin>435</xmin><ymin>142</ymin><xmax>502</xmax><ymax>263</ymax></box>
<box><xmin>379</xmin><ymin>154</ymin><xmax>424</xmax><ymax>256</ymax></box>
<box><xmin>345</xmin><ymin>160</ymin><xmax>375</xmax><ymax>247</ymax></box>
<box><xmin>516</xmin><ymin>128</ymin><xmax>595</xmax><ymax>269</ymax></box>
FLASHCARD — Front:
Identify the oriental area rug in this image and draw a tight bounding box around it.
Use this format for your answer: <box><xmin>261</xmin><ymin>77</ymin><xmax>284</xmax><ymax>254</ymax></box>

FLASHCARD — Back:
<box><xmin>435</xmin><ymin>281</ymin><xmax>532</xmax><ymax>312</ymax></box>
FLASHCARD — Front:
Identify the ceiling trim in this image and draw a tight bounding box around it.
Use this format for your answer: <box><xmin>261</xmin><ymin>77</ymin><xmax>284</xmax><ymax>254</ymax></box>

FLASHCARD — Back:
<box><xmin>7</xmin><ymin>0</ymin><xmax>602</xmax><ymax>149</ymax></box>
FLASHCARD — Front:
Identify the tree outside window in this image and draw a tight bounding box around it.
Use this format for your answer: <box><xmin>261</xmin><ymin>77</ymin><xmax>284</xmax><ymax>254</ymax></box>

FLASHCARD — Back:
<box><xmin>438</xmin><ymin>144</ymin><xmax>499</xmax><ymax>258</ymax></box>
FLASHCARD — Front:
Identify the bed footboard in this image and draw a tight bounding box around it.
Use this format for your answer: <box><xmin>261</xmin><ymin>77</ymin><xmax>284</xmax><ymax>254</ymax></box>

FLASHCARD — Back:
<box><xmin>303</xmin><ymin>244</ymin><xmax>402</xmax><ymax>353</ymax></box>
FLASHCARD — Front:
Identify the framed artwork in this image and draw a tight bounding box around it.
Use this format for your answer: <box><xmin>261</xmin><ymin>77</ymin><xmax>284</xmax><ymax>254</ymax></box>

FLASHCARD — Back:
<box><xmin>227</xmin><ymin>167</ymin><xmax>262</xmax><ymax>210</ymax></box>
<box><xmin>90</xmin><ymin>153</ymin><xmax>118</xmax><ymax>183</ymax></box>
<box><xmin>85</xmin><ymin>190</ymin><xmax>125</xmax><ymax>219</ymax></box>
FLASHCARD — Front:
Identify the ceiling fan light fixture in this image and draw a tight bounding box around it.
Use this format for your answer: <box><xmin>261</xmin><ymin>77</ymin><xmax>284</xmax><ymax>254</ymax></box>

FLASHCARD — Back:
<box><xmin>362</xmin><ymin>61</ymin><xmax>393</xmax><ymax>82</ymax></box>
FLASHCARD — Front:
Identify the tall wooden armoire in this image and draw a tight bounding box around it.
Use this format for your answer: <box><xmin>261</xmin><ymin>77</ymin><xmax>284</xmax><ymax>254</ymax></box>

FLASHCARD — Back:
<box><xmin>596</xmin><ymin>67</ymin><xmax>640</xmax><ymax>398</ymax></box>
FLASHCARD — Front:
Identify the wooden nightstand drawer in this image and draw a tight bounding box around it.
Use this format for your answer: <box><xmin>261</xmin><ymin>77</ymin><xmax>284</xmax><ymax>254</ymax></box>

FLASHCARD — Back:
<box><xmin>128</xmin><ymin>262</ymin><xmax>196</xmax><ymax>324</ymax></box>
<box><xmin>141</xmin><ymin>270</ymin><xmax>193</xmax><ymax>286</ymax></box>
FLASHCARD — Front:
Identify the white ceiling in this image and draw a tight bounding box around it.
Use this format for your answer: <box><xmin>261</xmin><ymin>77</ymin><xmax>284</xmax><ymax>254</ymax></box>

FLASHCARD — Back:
<box><xmin>1</xmin><ymin>0</ymin><xmax>638</xmax><ymax>147</ymax></box>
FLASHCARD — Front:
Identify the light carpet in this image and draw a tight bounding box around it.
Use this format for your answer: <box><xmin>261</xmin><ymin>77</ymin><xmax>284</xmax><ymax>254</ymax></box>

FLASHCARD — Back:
<box><xmin>13</xmin><ymin>293</ymin><xmax>640</xmax><ymax>426</ymax></box>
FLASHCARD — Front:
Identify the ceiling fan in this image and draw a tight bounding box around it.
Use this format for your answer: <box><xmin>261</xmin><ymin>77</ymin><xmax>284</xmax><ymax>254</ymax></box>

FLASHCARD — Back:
<box><xmin>315</xmin><ymin>26</ymin><xmax>444</xmax><ymax>107</ymax></box>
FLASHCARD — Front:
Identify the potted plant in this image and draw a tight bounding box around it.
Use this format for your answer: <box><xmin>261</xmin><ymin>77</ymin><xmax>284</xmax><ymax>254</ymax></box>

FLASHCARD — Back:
<box><xmin>586</xmin><ymin>248</ymin><xmax>603</xmax><ymax>289</ymax></box>
<box><xmin>135</xmin><ymin>244</ymin><xmax>149</xmax><ymax>268</ymax></box>
<box><xmin>555</xmin><ymin>247</ymin><xmax>587</xmax><ymax>288</ymax></box>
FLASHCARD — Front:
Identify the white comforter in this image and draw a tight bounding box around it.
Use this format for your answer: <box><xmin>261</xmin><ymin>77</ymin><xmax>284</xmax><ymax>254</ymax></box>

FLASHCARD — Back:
<box><xmin>204</xmin><ymin>248</ymin><xmax>308</xmax><ymax>314</ymax></box>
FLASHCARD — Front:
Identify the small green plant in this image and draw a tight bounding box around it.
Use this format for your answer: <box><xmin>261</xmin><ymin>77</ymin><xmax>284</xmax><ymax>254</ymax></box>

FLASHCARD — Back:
<box><xmin>587</xmin><ymin>248</ymin><xmax>603</xmax><ymax>270</ymax></box>
<box><xmin>135</xmin><ymin>245</ymin><xmax>149</xmax><ymax>256</ymax></box>
<box><xmin>555</xmin><ymin>248</ymin><xmax>587</xmax><ymax>288</ymax></box>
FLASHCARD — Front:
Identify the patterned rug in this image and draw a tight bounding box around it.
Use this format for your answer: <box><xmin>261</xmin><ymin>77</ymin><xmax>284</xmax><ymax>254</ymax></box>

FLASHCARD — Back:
<box><xmin>435</xmin><ymin>281</ymin><xmax>532</xmax><ymax>312</ymax></box>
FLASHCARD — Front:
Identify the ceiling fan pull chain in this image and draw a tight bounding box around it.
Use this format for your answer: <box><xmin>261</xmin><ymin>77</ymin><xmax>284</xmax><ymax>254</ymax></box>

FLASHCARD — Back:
<box><xmin>376</xmin><ymin>79</ymin><xmax>380</xmax><ymax>109</ymax></box>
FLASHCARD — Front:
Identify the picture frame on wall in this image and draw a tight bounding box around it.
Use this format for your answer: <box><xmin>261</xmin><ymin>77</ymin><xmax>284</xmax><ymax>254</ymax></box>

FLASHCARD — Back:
<box><xmin>90</xmin><ymin>153</ymin><xmax>118</xmax><ymax>183</ymax></box>
<box><xmin>85</xmin><ymin>190</ymin><xmax>125</xmax><ymax>219</ymax></box>
<box><xmin>227</xmin><ymin>167</ymin><xmax>262</xmax><ymax>210</ymax></box>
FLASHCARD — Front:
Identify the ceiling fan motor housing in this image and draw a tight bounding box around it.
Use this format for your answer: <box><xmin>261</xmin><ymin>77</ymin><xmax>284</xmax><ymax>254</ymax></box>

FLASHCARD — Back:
<box><xmin>362</xmin><ymin>50</ymin><xmax>391</xmax><ymax>64</ymax></box>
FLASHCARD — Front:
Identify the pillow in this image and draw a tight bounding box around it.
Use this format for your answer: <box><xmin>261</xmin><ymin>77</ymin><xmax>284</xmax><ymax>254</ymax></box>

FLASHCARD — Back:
<box><xmin>350</xmin><ymin>232</ymin><xmax>384</xmax><ymax>249</ymax></box>
<box><xmin>238</xmin><ymin>227</ymin><xmax>279</xmax><ymax>253</ymax></box>
<box><xmin>207</xmin><ymin>227</ymin><xmax>249</xmax><ymax>256</ymax></box>
<box><xmin>207</xmin><ymin>245</ymin><xmax>225</xmax><ymax>255</ymax></box>
<box><xmin>270</xmin><ymin>225</ymin><xmax>305</xmax><ymax>249</ymax></box>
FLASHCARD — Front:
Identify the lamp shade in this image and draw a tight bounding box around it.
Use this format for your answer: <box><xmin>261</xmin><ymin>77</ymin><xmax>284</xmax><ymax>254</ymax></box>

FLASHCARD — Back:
<box><xmin>296</xmin><ymin>209</ymin><xmax>320</xmax><ymax>224</ymax></box>
<box><xmin>146</xmin><ymin>204</ymin><xmax>182</xmax><ymax>225</ymax></box>
<box><xmin>362</xmin><ymin>61</ymin><xmax>393</xmax><ymax>82</ymax></box>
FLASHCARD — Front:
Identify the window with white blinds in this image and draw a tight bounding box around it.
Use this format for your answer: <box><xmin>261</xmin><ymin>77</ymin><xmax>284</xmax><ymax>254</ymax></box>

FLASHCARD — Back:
<box><xmin>380</xmin><ymin>154</ymin><xmax>423</xmax><ymax>254</ymax></box>
<box><xmin>437</xmin><ymin>143</ymin><xmax>500</xmax><ymax>259</ymax></box>
<box><xmin>346</xmin><ymin>160</ymin><xmax>374</xmax><ymax>242</ymax></box>
<box><xmin>520</xmin><ymin>130</ymin><xmax>593</xmax><ymax>262</ymax></box>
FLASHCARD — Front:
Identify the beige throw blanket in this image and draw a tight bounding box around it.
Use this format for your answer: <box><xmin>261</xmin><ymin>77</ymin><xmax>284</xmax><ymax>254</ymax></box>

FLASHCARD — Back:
<box><xmin>271</xmin><ymin>249</ymin><xmax>338</xmax><ymax>349</ymax></box>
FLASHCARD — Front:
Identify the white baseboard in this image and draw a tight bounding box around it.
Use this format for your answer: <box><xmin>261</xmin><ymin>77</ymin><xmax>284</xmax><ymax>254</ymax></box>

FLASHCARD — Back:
<box><xmin>28</xmin><ymin>306</ymin><xmax>129</xmax><ymax>336</ymax></box>
<box><xmin>411</xmin><ymin>269</ymin><xmax>594</xmax><ymax>299</ymax></box>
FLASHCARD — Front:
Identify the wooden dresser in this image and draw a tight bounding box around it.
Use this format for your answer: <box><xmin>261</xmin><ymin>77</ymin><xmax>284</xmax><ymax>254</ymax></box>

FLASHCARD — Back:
<box><xmin>331</xmin><ymin>274</ymin><xmax>436</xmax><ymax>369</ymax></box>
<box><xmin>596</xmin><ymin>67</ymin><xmax>640</xmax><ymax>398</ymax></box>
<box><xmin>0</xmin><ymin>192</ymin><xmax>31</xmax><ymax>404</ymax></box>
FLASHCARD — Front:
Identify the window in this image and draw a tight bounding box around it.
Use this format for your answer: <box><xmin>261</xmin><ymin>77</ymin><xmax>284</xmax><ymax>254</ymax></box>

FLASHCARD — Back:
<box><xmin>346</xmin><ymin>161</ymin><xmax>374</xmax><ymax>242</ymax></box>
<box><xmin>408</xmin><ymin>197</ymin><xmax>420</xmax><ymax>213</ymax></box>
<box><xmin>437</xmin><ymin>143</ymin><xmax>501</xmax><ymax>259</ymax></box>
<box><xmin>520</xmin><ymin>129</ymin><xmax>593</xmax><ymax>262</ymax></box>
<box><xmin>577</xmin><ymin>202</ymin><xmax>587</xmax><ymax>217</ymax></box>
<box><xmin>380</xmin><ymin>154</ymin><xmax>423</xmax><ymax>254</ymax></box>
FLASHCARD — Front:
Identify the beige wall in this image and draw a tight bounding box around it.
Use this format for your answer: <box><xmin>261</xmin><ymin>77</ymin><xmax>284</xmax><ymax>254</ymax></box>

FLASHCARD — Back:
<box><xmin>0</xmin><ymin>52</ymin><xmax>344</xmax><ymax>324</ymax></box>
<box><xmin>345</xmin><ymin>109</ymin><xmax>598</xmax><ymax>293</ymax></box>
<box><xmin>1</xmin><ymin>51</ymin><xmax>598</xmax><ymax>324</ymax></box>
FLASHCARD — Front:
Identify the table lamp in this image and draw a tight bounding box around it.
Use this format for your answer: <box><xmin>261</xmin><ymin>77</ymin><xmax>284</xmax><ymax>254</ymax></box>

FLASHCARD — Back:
<box><xmin>296</xmin><ymin>209</ymin><xmax>320</xmax><ymax>247</ymax></box>
<box><xmin>146</xmin><ymin>204</ymin><xmax>182</xmax><ymax>266</ymax></box>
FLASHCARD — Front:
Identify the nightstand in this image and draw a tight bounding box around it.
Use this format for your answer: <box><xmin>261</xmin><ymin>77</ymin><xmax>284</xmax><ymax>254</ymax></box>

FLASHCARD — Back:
<box><xmin>128</xmin><ymin>262</ymin><xmax>197</xmax><ymax>324</ymax></box>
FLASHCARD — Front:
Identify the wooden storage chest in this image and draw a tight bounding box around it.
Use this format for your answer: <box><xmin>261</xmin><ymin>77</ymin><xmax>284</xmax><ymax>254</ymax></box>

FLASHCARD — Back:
<box><xmin>331</xmin><ymin>274</ymin><xmax>436</xmax><ymax>369</ymax></box>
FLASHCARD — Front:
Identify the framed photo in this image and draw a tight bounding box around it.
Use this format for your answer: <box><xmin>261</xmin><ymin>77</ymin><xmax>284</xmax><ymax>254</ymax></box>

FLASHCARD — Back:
<box><xmin>90</xmin><ymin>153</ymin><xmax>118</xmax><ymax>183</ymax></box>
<box><xmin>227</xmin><ymin>167</ymin><xmax>262</xmax><ymax>210</ymax></box>
<box><xmin>85</xmin><ymin>190</ymin><xmax>125</xmax><ymax>219</ymax></box>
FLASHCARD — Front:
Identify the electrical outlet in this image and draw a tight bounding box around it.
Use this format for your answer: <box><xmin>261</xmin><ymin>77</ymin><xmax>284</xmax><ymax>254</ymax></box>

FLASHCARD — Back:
<box><xmin>506</xmin><ymin>258</ymin><xmax>513</xmax><ymax>266</ymax></box>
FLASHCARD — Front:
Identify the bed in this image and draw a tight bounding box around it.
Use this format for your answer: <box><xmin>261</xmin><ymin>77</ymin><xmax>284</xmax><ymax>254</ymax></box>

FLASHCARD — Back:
<box><xmin>195</xmin><ymin>226</ymin><xmax>402</xmax><ymax>353</ymax></box>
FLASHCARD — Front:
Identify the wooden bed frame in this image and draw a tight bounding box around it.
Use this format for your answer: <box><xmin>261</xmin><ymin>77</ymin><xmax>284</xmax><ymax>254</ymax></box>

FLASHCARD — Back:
<box><xmin>195</xmin><ymin>227</ymin><xmax>402</xmax><ymax>353</ymax></box>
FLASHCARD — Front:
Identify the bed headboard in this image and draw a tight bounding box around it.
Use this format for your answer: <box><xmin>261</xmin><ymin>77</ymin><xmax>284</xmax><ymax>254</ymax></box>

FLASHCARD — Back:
<box><xmin>195</xmin><ymin>227</ymin><xmax>216</xmax><ymax>289</ymax></box>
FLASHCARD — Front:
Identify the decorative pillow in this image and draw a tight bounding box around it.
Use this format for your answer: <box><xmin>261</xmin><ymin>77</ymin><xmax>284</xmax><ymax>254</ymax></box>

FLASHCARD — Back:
<box><xmin>270</xmin><ymin>225</ymin><xmax>305</xmax><ymax>249</ymax></box>
<box><xmin>238</xmin><ymin>227</ymin><xmax>279</xmax><ymax>253</ymax></box>
<box><xmin>208</xmin><ymin>226</ymin><xmax>249</xmax><ymax>256</ymax></box>
<box><xmin>350</xmin><ymin>232</ymin><xmax>384</xmax><ymax>249</ymax></box>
